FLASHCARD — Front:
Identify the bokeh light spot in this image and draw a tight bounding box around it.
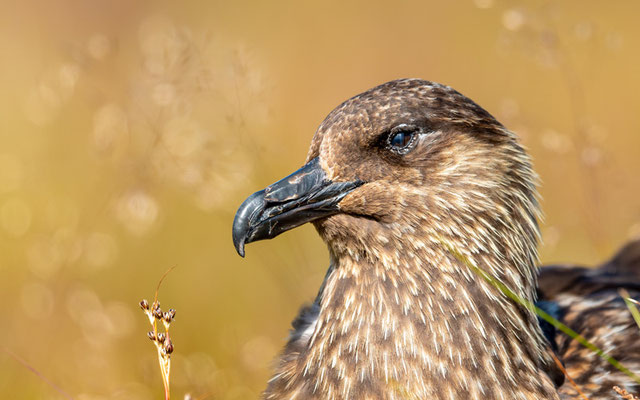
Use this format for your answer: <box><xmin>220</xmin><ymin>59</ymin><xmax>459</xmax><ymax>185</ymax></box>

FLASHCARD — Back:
<box><xmin>84</xmin><ymin>232</ymin><xmax>119</xmax><ymax>270</ymax></box>
<box><xmin>473</xmin><ymin>0</ymin><xmax>494</xmax><ymax>9</ymax></box>
<box><xmin>66</xmin><ymin>287</ymin><xmax>109</xmax><ymax>343</ymax></box>
<box><xmin>629</xmin><ymin>223</ymin><xmax>640</xmax><ymax>240</ymax></box>
<box><xmin>162</xmin><ymin>117</ymin><xmax>205</xmax><ymax>158</ymax></box>
<box><xmin>88</xmin><ymin>34</ymin><xmax>111</xmax><ymax>60</ymax></box>
<box><xmin>104</xmin><ymin>301</ymin><xmax>135</xmax><ymax>338</ymax></box>
<box><xmin>152</xmin><ymin>82</ymin><xmax>176</xmax><ymax>106</ymax></box>
<box><xmin>241</xmin><ymin>335</ymin><xmax>275</xmax><ymax>372</ymax></box>
<box><xmin>59</xmin><ymin>63</ymin><xmax>81</xmax><ymax>92</ymax></box>
<box><xmin>24</xmin><ymin>83</ymin><xmax>61</xmax><ymax>126</ymax></box>
<box><xmin>574</xmin><ymin>22</ymin><xmax>594</xmax><ymax>41</ymax></box>
<box><xmin>116</xmin><ymin>190</ymin><xmax>160</xmax><ymax>235</ymax></box>
<box><xmin>502</xmin><ymin>9</ymin><xmax>525</xmax><ymax>31</ymax></box>
<box><xmin>20</xmin><ymin>281</ymin><xmax>55</xmax><ymax>319</ymax></box>
<box><xmin>605</xmin><ymin>31</ymin><xmax>624</xmax><ymax>51</ymax></box>
<box><xmin>543</xmin><ymin>226</ymin><xmax>561</xmax><ymax>249</ymax></box>
<box><xmin>138</xmin><ymin>15</ymin><xmax>185</xmax><ymax>76</ymax></box>
<box><xmin>581</xmin><ymin>146</ymin><xmax>602</xmax><ymax>166</ymax></box>
<box><xmin>541</xmin><ymin>130</ymin><xmax>572</xmax><ymax>154</ymax></box>
<box><xmin>93</xmin><ymin>103</ymin><xmax>129</xmax><ymax>155</ymax></box>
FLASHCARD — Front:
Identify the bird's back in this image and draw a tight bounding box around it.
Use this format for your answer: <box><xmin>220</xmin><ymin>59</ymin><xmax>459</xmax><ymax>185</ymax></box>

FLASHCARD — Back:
<box><xmin>538</xmin><ymin>239</ymin><xmax>640</xmax><ymax>399</ymax></box>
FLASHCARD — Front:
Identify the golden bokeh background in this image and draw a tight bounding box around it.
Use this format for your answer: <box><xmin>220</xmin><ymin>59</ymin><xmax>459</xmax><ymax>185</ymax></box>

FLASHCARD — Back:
<box><xmin>1</xmin><ymin>1</ymin><xmax>639</xmax><ymax>399</ymax></box>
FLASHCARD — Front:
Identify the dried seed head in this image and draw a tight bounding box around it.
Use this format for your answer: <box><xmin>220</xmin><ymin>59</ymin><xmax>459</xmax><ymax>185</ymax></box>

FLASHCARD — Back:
<box><xmin>140</xmin><ymin>299</ymin><xmax>149</xmax><ymax>310</ymax></box>
<box><xmin>152</xmin><ymin>301</ymin><xmax>160</xmax><ymax>311</ymax></box>
<box><xmin>153</xmin><ymin>308</ymin><xmax>164</xmax><ymax>320</ymax></box>
<box><xmin>164</xmin><ymin>339</ymin><xmax>174</xmax><ymax>354</ymax></box>
<box><xmin>163</xmin><ymin>312</ymin><xmax>173</xmax><ymax>323</ymax></box>
<box><xmin>147</xmin><ymin>331</ymin><xmax>156</xmax><ymax>341</ymax></box>
<box><xmin>168</xmin><ymin>309</ymin><xmax>176</xmax><ymax>319</ymax></box>
<box><xmin>157</xmin><ymin>332</ymin><xmax>166</xmax><ymax>343</ymax></box>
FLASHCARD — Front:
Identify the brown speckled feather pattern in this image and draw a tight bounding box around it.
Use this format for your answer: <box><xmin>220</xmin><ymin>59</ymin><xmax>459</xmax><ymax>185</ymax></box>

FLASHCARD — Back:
<box><xmin>539</xmin><ymin>240</ymin><xmax>640</xmax><ymax>399</ymax></box>
<box><xmin>245</xmin><ymin>79</ymin><xmax>640</xmax><ymax>399</ymax></box>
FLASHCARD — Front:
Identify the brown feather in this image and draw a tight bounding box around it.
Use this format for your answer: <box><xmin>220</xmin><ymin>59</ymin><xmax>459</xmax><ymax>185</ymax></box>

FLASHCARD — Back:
<box><xmin>539</xmin><ymin>239</ymin><xmax>640</xmax><ymax>399</ymax></box>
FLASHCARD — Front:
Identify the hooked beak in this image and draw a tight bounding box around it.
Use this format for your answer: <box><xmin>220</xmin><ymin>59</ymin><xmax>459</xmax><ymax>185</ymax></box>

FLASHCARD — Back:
<box><xmin>232</xmin><ymin>157</ymin><xmax>363</xmax><ymax>257</ymax></box>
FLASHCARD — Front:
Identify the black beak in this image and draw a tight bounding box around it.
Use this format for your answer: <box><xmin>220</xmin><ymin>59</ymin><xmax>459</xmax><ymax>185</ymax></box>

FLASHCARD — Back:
<box><xmin>232</xmin><ymin>157</ymin><xmax>363</xmax><ymax>257</ymax></box>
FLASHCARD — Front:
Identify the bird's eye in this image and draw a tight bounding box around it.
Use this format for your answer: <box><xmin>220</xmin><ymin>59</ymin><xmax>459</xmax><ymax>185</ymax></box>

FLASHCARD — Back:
<box><xmin>387</xmin><ymin>126</ymin><xmax>418</xmax><ymax>154</ymax></box>
<box><xmin>390</xmin><ymin>131</ymin><xmax>412</xmax><ymax>148</ymax></box>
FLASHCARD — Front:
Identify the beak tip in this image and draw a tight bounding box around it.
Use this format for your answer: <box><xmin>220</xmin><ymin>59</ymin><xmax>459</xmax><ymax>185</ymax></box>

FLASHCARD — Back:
<box><xmin>232</xmin><ymin>223</ymin><xmax>248</xmax><ymax>258</ymax></box>
<box><xmin>232</xmin><ymin>190</ymin><xmax>266</xmax><ymax>258</ymax></box>
<box><xmin>237</xmin><ymin>249</ymin><xmax>246</xmax><ymax>258</ymax></box>
<box><xmin>235</xmin><ymin>240</ymin><xmax>246</xmax><ymax>258</ymax></box>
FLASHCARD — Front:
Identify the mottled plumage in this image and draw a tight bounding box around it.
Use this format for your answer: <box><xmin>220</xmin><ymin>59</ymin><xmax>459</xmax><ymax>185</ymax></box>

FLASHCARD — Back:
<box><xmin>539</xmin><ymin>241</ymin><xmax>640</xmax><ymax>398</ymax></box>
<box><xmin>232</xmin><ymin>79</ymin><xmax>640</xmax><ymax>399</ymax></box>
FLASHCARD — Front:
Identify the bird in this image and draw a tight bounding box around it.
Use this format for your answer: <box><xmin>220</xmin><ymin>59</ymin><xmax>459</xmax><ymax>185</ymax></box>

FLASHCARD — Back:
<box><xmin>232</xmin><ymin>78</ymin><xmax>640</xmax><ymax>399</ymax></box>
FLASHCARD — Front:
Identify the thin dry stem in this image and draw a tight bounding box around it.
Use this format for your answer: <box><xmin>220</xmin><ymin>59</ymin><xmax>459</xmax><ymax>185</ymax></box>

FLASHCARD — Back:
<box><xmin>551</xmin><ymin>352</ymin><xmax>590</xmax><ymax>400</ymax></box>
<box><xmin>1</xmin><ymin>346</ymin><xmax>74</xmax><ymax>400</ymax></box>
<box><xmin>154</xmin><ymin>265</ymin><xmax>177</xmax><ymax>305</ymax></box>
<box><xmin>141</xmin><ymin>266</ymin><xmax>177</xmax><ymax>400</ymax></box>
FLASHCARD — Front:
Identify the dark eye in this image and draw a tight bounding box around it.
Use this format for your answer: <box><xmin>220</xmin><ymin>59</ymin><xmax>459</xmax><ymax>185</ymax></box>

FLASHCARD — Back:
<box><xmin>390</xmin><ymin>131</ymin><xmax>413</xmax><ymax>148</ymax></box>
<box><xmin>387</xmin><ymin>126</ymin><xmax>418</xmax><ymax>154</ymax></box>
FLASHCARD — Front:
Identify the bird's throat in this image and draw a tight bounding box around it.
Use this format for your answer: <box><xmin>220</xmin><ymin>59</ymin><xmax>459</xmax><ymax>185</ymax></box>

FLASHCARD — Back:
<box><xmin>292</xmin><ymin>247</ymin><xmax>561</xmax><ymax>400</ymax></box>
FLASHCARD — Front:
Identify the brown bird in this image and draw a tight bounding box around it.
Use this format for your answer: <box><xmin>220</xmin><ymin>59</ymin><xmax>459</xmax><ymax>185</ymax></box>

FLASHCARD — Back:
<box><xmin>232</xmin><ymin>79</ymin><xmax>640</xmax><ymax>399</ymax></box>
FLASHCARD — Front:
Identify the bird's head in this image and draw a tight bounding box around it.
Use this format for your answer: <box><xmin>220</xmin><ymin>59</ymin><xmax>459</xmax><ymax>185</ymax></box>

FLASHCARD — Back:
<box><xmin>233</xmin><ymin>79</ymin><xmax>540</xmax><ymax>273</ymax></box>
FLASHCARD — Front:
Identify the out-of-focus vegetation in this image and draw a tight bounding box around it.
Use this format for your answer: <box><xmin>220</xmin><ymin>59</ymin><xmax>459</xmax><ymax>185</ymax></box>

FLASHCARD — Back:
<box><xmin>0</xmin><ymin>1</ymin><xmax>639</xmax><ymax>399</ymax></box>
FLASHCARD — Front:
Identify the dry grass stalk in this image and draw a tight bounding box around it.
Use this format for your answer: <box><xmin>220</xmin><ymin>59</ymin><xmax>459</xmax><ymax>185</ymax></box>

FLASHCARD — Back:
<box><xmin>551</xmin><ymin>352</ymin><xmax>590</xmax><ymax>400</ymax></box>
<box><xmin>1</xmin><ymin>345</ymin><xmax>74</xmax><ymax>400</ymax></box>
<box><xmin>140</xmin><ymin>266</ymin><xmax>177</xmax><ymax>400</ymax></box>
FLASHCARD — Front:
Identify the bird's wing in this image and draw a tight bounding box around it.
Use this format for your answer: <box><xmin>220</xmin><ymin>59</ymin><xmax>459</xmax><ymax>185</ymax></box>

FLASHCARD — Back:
<box><xmin>538</xmin><ymin>239</ymin><xmax>640</xmax><ymax>300</ymax></box>
<box><xmin>537</xmin><ymin>239</ymin><xmax>640</xmax><ymax>399</ymax></box>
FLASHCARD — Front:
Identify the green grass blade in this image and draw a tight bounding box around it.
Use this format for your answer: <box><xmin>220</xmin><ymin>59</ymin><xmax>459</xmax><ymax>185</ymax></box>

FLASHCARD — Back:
<box><xmin>439</xmin><ymin>238</ymin><xmax>640</xmax><ymax>386</ymax></box>
<box><xmin>620</xmin><ymin>288</ymin><xmax>640</xmax><ymax>332</ymax></box>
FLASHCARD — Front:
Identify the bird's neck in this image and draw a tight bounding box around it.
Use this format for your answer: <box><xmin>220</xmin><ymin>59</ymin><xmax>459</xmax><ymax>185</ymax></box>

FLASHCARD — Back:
<box><xmin>299</xmin><ymin>236</ymin><xmax>560</xmax><ymax>399</ymax></box>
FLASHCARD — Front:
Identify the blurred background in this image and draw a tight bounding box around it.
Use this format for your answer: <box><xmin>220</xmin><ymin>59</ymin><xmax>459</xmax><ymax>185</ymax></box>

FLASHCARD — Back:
<box><xmin>1</xmin><ymin>1</ymin><xmax>639</xmax><ymax>399</ymax></box>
